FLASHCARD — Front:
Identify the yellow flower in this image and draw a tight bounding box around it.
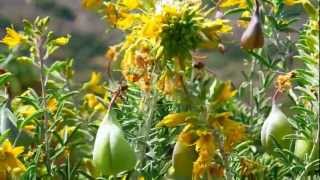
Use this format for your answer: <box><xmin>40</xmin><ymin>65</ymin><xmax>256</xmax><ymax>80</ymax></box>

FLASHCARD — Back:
<box><xmin>53</xmin><ymin>36</ymin><xmax>70</xmax><ymax>46</ymax></box>
<box><xmin>22</xmin><ymin>125</ymin><xmax>36</xmax><ymax>135</ymax></box>
<box><xmin>81</xmin><ymin>0</ymin><xmax>101</xmax><ymax>9</ymax></box>
<box><xmin>214</xmin><ymin>81</ymin><xmax>237</xmax><ymax>102</ymax></box>
<box><xmin>275</xmin><ymin>71</ymin><xmax>295</xmax><ymax>93</ymax></box>
<box><xmin>17</xmin><ymin>105</ymin><xmax>37</xmax><ymax>118</ymax></box>
<box><xmin>83</xmin><ymin>72</ymin><xmax>106</xmax><ymax>95</ymax></box>
<box><xmin>193</xmin><ymin>131</ymin><xmax>215</xmax><ymax>179</ymax></box>
<box><xmin>157</xmin><ymin>71</ymin><xmax>183</xmax><ymax>95</ymax></box>
<box><xmin>105</xmin><ymin>46</ymin><xmax>117</xmax><ymax>61</ymax></box>
<box><xmin>238</xmin><ymin>11</ymin><xmax>251</xmax><ymax>28</ymax></box>
<box><xmin>116</xmin><ymin>11</ymin><xmax>136</xmax><ymax>30</ymax></box>
<box><xmin>140</xmin><ymin>15</ymin><xmax>163</xmax><ymax>39</ymax></box>
<box><xmin>104</xmin><ymin>3</ymin><xmax>137</xmax><ymax>30</ymax></box>
<box><xmin>200</xmin><ymin>19</ymin><xmax>231</xmax><ymax>49</ymax></box>
<box><xmin>0</xmin><ymin>139</ymin><xmax>26</xmax><ymax>178</ymax></box>
<box><xmin>1</xmin><ymin>27</ymin><xmax>24</xmax><ymax>49</ymax></box>
<box><xmin>219</xmin><ymin>0</ymin><xmax>247</xmax><ymax>9</ymax></box>
<box><xmin>178</xmin><ymin>127</ymin><xmax>197</xmax><ymax>145</ymax></box>
<box><xmin>162</xmin><ymin>4</ymin><xmax>180</xmax><ymax>17</ymax></box>
<box><xmin>47</xmin><ymin>98</ymin><xmax>58</xmax><ymax>113</ymax></box>
<box><xmin>105</xmin><ymin>2</ymin><xmax>118</xmax><ymax>25</ymax></box>
<box><xmin>58</xmin><ymin>126</ymin><xmax>76</xmax><ymax>138</ymax></box>
<box><xmin>84</xmin><ymin>93</ymin><xmax>105</xmax><ymax>111</ymax></box>
<box><xmin>211</xmin><ymin>112</ymin><xmax>247</xmax><ymax>152</ymax></box>
<box><xmin>204</xmin><ymin>19</ymin><xmax>232</xmax><ymax>34</ymax></box>
<box><xmin>122</xmin><ymin>0</ymin><xmax>140</xmax><ymax>10</ymax></box>
<box><xmin>121</xmin><ymin>50</ymin><xmax>141</xmax><ymax>82</ymax></box>
<box><xmin>156</xmin><ymin>112</ymin><xmax>194</xmax><ymax>128</ymax></box>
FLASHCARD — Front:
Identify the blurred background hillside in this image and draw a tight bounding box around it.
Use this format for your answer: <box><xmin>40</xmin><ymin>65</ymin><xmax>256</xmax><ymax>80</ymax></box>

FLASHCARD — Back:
<box><xmin>0</xmin><ymin>0</ymin><xmax>305</xmax><ymax>93</ymax></box>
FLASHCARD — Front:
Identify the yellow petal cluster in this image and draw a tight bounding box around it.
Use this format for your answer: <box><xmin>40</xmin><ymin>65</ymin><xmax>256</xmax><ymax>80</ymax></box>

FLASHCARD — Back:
<box><xmin>238</xmin><ymin>11</ymin><xmax>251</xmax><ymax>28</ymax></box>
<box><xmin>219</xmin><ymin>0</ymin><xmax>247</xmax><ymax>9</ymax></box>
<box><xmin>53</xmin><ymin>36</ymin><xmax>70</xmax><ymax>46</ymax></box>
<box><xmin>193</xmin><ymin>131</ymin><xmax>215</xmax><ymax>179</ymax></box>
<box><xmin>105</xmin><ymin>3</ymin><xmax>137</xmax><ymax>30</ymax></box>
<box><xmin>140</xmin><ymin>15</ymin><xmax>163</xmax><ymax>39</ymax></box>
<box><xmin>121</xmin><ymin>0</ymin><xmax>140</xmax><ymax>10</ymax></box>
<box><xmin>84</xmin><ymin>93</ymin><xmax>106</xmax><ymax>112</ymax></box>
<box><xmin>47</xmin><ymin>97</ymin><xmax>58</xmax><ymax>113</ymax></box>
<box><xmin>121</xmin><ymin>47</ymin><xmax>153</xmax><ymax>91</ymax></box>
<box><xmin>17</xmin><ymin>105</ymin><xmax>37</xmax><ymax>118</ymax></box>
<box><xmin>157</xmin><ymin>71</ymin><xmax>183</xmax><ymax>95</ymax></box>
<box><xmin>0</xmin><ymin>140</ymin><xmax>25</xmax><ymax>179</ymax></box>
<box><xmin>215</xmin><ymin>81</ymin><xmax>237</xmax><ymax>102</ymax></box>
<box><xmin>1</xmin><ymin>27</ymin><xmax>24</xmax><ymax>49</ymax></box>
<box><xmin>156</xmin><ymin>112</ymin><xmax>193</xmax><ymax>128</ymax></box>
<box><xmin>275</xmin><ymin>71</ymin><xmax>295</xmax><ymax>93</ymax></box>
<box><xmin>83</xmin><ymin>72</ymin><xmax>106</xmax><ymax>95</ymax></box>
<box><xmin>211</xmin><ymin>112</ymin><xmax>246</xmax><ymax>153</ymax></box>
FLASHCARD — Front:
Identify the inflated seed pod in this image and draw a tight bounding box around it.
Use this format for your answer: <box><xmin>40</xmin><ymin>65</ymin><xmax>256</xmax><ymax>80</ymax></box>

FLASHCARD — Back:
<box><xmin>294</xmin><ymin>138</ymin><xmax>313</xmax><ymax>160</ymax></box>
<box><xmin>261</xmin><ymin>102</ymin><xmax>294</xmax><ymax>153</ymax></box>
<box><xmin>92</xmin><ymin>110</ymin><xmax>136</xmax><ymax>176</ymax></box>
<box><xmin>171</xmin><ymin>141</ymin><xmax>197</xmax><ymax>179</ymax></box>
<box><xmin>294</xmin><ymin>135</ymin><xmax>319</xmax><ymax>161</ymax></box>
<box><xmin>240</xmin><ymin>0</ymin><xmax>264</xmax><ymax>49</ymax></box>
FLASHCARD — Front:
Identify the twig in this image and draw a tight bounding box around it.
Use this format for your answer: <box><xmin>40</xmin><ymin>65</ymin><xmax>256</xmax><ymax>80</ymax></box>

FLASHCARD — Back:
<box><xmin>35</xmin><ymin>36</ymin><xmax>51</xmax><ymax>174</ymax></box>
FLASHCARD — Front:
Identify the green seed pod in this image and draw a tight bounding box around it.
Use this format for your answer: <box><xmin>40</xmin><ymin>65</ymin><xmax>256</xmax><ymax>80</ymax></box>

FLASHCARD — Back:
<box><xmin>240</xmin><ymin>0</ymin><xmax>264</xmax><ymax>49</ymax></box>
<box><xmin>92</xmin><ymin>111</ymin><xmax>137</xmax><ymax>176</ymax></box>
<box><xmin>171</xmin><ymin>141</ymin><xmax>197</xmax><ymax>179</ymax></box>
<box><xmin>261</xmin><ymin>102</ymin><xmax>294</xmax><ymax>154</ymax></box>
<box><xmin>294</xmin><ymin>135</ymin><xmax>319</xmax><ymax>161</ymax></box>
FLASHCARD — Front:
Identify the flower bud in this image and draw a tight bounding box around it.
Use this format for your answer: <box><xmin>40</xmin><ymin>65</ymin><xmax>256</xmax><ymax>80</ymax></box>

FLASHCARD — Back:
<box><xmin>92</xmin><ymin>111</ymin><xmax>136</xmax><ymax>175</ymax></box>
<box><xmin>240</xmin><ymin>0</ymin><xmax>264</xmax><ymax>49</ymax></box>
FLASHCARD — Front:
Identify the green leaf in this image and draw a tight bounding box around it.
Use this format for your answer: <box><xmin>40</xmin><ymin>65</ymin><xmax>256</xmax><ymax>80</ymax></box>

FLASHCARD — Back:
<box><xmin>0</xmin><ymin>72</ymin><xmax>12</xmax><ymax>87</ymax></box>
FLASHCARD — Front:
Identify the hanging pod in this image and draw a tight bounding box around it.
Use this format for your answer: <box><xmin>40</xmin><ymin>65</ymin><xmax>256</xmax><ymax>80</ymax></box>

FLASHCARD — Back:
<box><xmin>92</xmin><ymin>110</ymin><xmax>137</xmax><ymax>176</ymax></box>
<box><xmin>240</xmin><ymin>0</ymin><xmax>264</xmax><ymax>49</ymax></box>
<box><xmin>261</xmin><ymin>102</ymin><xmax>294</xmax><ymax>154</ymax></box>
<box><xmin>170</xmin><ymin>141</ymin><xmax>197</xmax><ymax>180</ymax></box>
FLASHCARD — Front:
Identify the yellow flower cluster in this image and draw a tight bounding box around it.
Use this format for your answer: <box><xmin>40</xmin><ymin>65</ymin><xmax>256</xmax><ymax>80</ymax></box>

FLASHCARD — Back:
<box><xmin>82</xmin><ymin>72</ymin><xmax>109</xmax><ymax>112</ymax></box>
<box><xmin>1</xmin><ymin>27</ymin><xmax>24</xmax><ymax>49</ymax></box>
<box><xmin>193</xmin><ymin>131</ymin><xmax>215</xmax><ymax>179</ymax></box>
<box><xmin>100</xmin><ymin>0</ymin><xmax>232</xmax><ymax>93</ymax></box>
<box><xmin>0</xmin><ymin>140</ymin><xmax>25</xmax><ymax>179</ymax></box>
<box><xmin>275</xmin><ymin>71</ymin><xmax>296</xmax><ymax>93</ymax></box>
<box><xmin>210</xmin><ymin>112</ymin><xmax>247</xmax><ymax>153</ymax></box>
<box><xmin>157</xmin><ymin>80</ymin><xmax>246</xmax><ymax>178</ymax></box>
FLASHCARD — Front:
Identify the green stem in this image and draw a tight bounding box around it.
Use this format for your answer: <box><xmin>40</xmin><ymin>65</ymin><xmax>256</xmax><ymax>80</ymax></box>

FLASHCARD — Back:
<box><xmin>35</xmin><ymin>36</ymin><xmax>51</xmax><ymax>174</ymax></box>
<box><xmin>137</xmin><ymin>93</ymin><xmax>156</xmax><ymax>168</ymax></box>
<box><xmin>249</xmin><ymin>57</ymin><xmax>256</xmax><ymax>120</ymax></box>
